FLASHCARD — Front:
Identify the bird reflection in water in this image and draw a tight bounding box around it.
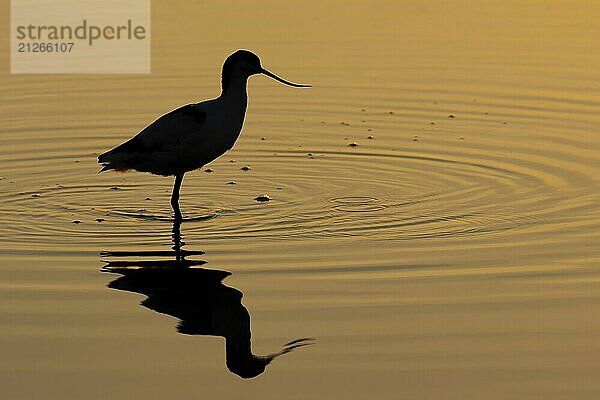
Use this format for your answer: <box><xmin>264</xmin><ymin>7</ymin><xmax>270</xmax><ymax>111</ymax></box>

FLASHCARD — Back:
<box><xmin>101</xmin><ymin>219</ymin><xmax>314</xmax><ymax>378</ymax></box>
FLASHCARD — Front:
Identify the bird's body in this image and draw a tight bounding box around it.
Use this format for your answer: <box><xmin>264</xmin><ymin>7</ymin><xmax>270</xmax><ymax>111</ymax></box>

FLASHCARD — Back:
<box><xmin>99</xmin><ymin>97</ymin><xmax>246</xmax><ymax>176</ymax></box>
<box><xmin>98</xmin><ymin>50</ymin><xmax>309</xmax><ymax>219</ymax></box>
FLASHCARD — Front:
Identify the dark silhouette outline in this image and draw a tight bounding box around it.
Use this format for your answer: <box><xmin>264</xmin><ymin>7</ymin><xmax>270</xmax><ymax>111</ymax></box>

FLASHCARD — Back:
<box><xmin>98</xmin><ymin>50</ymin><xmax>310</xmax><ymax>221</ymax></box>
<box><xmin>101</xmin><ymin>220</ymin><xmax>314</xmax><ymax>378</ymax></box>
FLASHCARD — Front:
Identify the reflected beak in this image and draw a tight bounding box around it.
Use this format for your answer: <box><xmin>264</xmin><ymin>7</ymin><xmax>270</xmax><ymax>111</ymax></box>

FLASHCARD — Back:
<box><xmin>260</xmin><ymin>68</ymin><xmax>311</xmax><ymax>88</ymax></box>
<box><xmin>265</xmin><ymin>337</ymin><xmax>316</xmax><ymax>361</ymax></box>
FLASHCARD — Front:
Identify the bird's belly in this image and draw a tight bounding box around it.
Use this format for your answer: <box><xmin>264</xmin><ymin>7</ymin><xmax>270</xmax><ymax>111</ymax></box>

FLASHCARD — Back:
<box><xmin>144</xmin><ymin>105</ymin><xmax>246</xmax><ymax>176</ymax></box>
<box><xmin>178</xmin><ymin>125</ymin><xmax>242</xmax><ymax>171</ymax></box>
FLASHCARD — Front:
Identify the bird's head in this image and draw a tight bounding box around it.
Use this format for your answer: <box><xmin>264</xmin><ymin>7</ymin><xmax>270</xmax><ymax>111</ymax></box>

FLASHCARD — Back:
<box><xmin>227</xmin><ymin>355</ymin><xmax>271</xmax><ymax>379</ymax></box>
<box><xmin>226</xmin><ymin>337</ymin><xmax>315</xmax><ymax>379</ymax></box>
<box><xmin>222</xmin><ymin>49</ymin><xmax>311</xmax><ymax>93</ymax></box>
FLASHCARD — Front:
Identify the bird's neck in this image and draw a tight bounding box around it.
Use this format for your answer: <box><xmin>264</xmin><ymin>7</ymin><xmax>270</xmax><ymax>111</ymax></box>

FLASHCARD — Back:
<box><xmin>221</xmin><ymin>74</ymin><xmax>249</xmax><ymax>102</ymax></box>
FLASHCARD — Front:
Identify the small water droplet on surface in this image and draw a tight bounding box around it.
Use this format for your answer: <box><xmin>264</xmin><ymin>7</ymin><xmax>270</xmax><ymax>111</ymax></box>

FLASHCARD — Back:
<box><xmin>349</xmin><ymin>142</ymin><xmax>358</xmax><ymax>147</ymax></box>
<box><xmin>227</xmin><ymin>181</ymin><xmax>237</xmax><ymax>185</ymax></box>
<box><xmin>110</xmin><ymin>186</ymin><xmax>120</xmax><ymax>190</ymax></box>
<box><xmin>261</xmin><ymin>137</ymin><xmax>266</xmax><ymax>140</ymax></box>
<box><xmin>32</xmin><ymin>194</ymin><xmax>40</xmax><ymax>198</ymax></box>
<box><xmin>254</xmin><ymin>194</ymin><xmax>271</xmax><ymax>202</ymax></box>
<box><xmin>145</xmin><ymin>197</ymin><xmax>151</xmax><ymax>200</ymax></box>
<box><xmin>204</xmin><ymin>168</ymin><xmax>213</xmax><ymax>173</ymax></box>
<box><xmin>241</xmin><ymin>165</ymin><xmax>251</xmax><ymax>171</ymax></box>
<box><xmin>367</xmin><ymin>135</ymin><xmax>374</xmax><ymax>139</ymax></box>
<box><xmin>96</xmin><ymin>218</ymin><xmax>105</xmax><ymax>223</ymax></box>
<box><xmin>448</xmin><ymin>114</ymin><xmax>455</xmax><ymax>118</ymax></box>
<box><xmin>72</xmin><ymin>220</ymin><xmax>81</xmax><ymax>224</ymax></box>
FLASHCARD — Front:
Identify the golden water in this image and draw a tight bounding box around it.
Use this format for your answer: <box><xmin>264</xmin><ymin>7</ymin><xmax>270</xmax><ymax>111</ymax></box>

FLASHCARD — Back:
<box><xmin>2</xmin><ymin>1</ymin><xmax>600</xmax><ymax>398</ymax></box>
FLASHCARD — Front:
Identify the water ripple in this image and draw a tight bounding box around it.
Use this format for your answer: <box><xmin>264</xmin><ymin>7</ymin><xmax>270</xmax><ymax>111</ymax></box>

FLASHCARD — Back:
<box><xmin>0</xmin><ymin>78</ymin><xmax>597</xmax><ymax>252</ymax></box>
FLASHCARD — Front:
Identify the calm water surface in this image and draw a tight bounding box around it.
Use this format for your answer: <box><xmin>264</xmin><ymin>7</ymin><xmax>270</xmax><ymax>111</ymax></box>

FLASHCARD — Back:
<box><xmin>2</xmin><ymin>1</ymin><xmax>600</xmax><ymax>398</ymax></box>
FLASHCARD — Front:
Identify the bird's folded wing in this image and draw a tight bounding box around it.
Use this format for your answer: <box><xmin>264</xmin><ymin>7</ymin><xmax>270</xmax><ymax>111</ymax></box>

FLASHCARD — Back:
<box><xmin>101</xmin><ymin>104</ymin><xmax>208</xmax><ymax>158</ymax></box>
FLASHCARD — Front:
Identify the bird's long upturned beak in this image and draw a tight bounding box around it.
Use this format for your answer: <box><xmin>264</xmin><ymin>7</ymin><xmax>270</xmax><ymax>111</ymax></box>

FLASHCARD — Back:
<box><xmin>265</xmin><ymin>337</ymin><xmax>316</xmax><ymax>362</ymax></box>
<box><xmin>260</xmin><ymin>68</ymin><xmax>311</xmax><ymax>88</ymax></box>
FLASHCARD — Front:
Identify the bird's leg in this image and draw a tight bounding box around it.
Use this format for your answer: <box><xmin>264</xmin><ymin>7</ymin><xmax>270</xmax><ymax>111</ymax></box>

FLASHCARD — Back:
<box><xmin>171</xmin><ymin>174</ymin><xmax>184</xmax><ymax>221</ymax></box>
<box><xmin>171</xmin><ymin>218</ymin><xmax>185</xmax><ymax>261</ymax></box>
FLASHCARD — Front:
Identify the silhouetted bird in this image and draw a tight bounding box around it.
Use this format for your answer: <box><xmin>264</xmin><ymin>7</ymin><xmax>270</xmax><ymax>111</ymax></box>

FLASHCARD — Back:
<box><xmin>98</xmin><ymin>50</ymin><xmax>310</xmax><ymax>220</ymax></box>
<box><xmin>104</xmin><ymin>265</ymin><xmax>314</xmax><ymax>378</ymax></box>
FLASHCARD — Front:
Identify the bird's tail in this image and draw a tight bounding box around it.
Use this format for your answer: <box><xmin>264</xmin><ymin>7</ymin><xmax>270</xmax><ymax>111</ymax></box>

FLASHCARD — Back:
<box><xmin>98</xmin><ymin>150</ymin><xmax>131</xmax><ymax>173</ymax></box>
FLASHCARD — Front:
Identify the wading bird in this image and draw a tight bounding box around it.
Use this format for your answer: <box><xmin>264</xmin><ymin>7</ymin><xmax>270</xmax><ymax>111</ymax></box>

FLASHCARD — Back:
<box><xmin>105</xmin><ymin>265</ymin><xmax>315</xmax><ymax>378</ymax></box>
<box><xmin>98</xmin><ymin>50</ymin><xmax>310</xmax><ymax>220</ymax></box>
